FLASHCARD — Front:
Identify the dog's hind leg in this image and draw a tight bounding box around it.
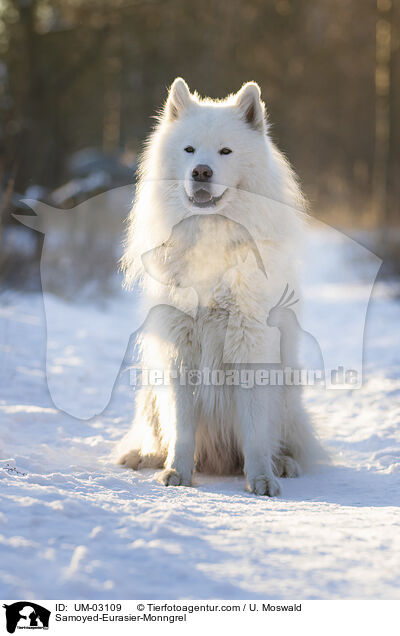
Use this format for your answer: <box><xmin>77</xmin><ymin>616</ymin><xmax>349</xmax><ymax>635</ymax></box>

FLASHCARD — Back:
<box><xmin>118</xmin><ymin>449</ymin><xmax>142</xmax><ymax>469</ymax></box>
<box><xmin>118</xmin><ymin>449</ymin><xmax>165</xmax><ymax>470</ymax></box>
<box><xmin>274</xmin><ymin>453</ymin><xmax>302</xmax><ymax>478</ymax></box>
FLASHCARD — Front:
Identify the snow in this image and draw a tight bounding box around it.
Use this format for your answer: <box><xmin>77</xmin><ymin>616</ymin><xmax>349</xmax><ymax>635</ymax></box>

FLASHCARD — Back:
<box><xmin>0</xmin><ymin>226</ymin><xmax>399</xmax><ymax>600</ymax></box>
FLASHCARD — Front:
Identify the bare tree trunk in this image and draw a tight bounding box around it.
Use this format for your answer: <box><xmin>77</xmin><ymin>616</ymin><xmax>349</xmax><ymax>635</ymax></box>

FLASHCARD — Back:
<box><xmin>103</xmin><ymin>5</ymin><xmax>123</xmax><ymax>153</ymax></box>
<box><xmin>387</xmin><ymin>0</ymin><xmax>399</xmax><ymax>224</ymax></box>
<box><xmin>373</xmin><ymin>0</ymin><xmax>393</xmax><ymax>235</ymax></box>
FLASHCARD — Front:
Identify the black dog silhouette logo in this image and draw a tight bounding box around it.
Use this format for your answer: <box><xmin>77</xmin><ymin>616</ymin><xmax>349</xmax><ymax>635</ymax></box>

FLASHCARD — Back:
<box><xmin>2</xmin><ymin>602</ymin><xmax>50</xmax><ymax>633</ymax></box>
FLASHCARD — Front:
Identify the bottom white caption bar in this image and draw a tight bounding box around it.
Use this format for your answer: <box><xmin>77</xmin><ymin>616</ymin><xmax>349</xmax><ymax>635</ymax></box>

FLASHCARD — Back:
<box><xmin>1</xmin><ymin>599</ymin><xmax>398</xmax><ymax>634</ymax></box>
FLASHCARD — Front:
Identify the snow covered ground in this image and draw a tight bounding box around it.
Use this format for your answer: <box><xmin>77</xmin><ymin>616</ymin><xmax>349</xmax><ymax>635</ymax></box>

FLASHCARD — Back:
<box><xmin>0</xmin><ymin>226</ymin><xmax>399</xmax><ymax>600</ymax></box>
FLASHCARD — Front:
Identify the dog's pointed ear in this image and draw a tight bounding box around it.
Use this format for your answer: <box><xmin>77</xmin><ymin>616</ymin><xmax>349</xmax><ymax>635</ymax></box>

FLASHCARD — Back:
<box><xmin>235</xmin><ymin>82</ymin><xmax>266</xmax><ymax>132</ymax></box>
<box><xmin>165</xmin><ymin>78</ymin><xmax>193</xmax><ymax>121</ymax></box>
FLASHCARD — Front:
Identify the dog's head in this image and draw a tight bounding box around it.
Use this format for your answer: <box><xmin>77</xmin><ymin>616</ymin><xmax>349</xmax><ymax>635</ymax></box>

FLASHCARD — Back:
<box><xmin>155</xmin><ymin>78</ymin><xmax>268</xmax><ymax>214</ymax></box>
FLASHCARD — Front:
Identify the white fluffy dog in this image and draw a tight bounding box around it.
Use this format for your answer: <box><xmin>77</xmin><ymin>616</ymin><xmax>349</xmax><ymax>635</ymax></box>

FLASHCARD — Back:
<box><xmin>118</xmin><ymin>78</ymin><xmax>323</xmax><ymax>495</ymax></box>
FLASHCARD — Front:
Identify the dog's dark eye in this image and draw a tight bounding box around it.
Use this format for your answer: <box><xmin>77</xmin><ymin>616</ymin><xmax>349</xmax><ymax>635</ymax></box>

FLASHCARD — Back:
<box><xmin>184</xmin><ymin>146</ymin><xmax>195</xmax><ymax>153</ymax></box>
<box><xmin>219</xmin><ymin>147</ymin><xmax>232</xmax><ymax>155</ymax></box>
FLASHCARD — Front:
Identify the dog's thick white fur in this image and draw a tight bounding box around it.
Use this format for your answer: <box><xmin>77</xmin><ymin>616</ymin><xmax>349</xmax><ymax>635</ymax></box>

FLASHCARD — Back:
<box><xmin>117</xmin><ymin>78</ymin><xmax>323</xmax><ymax>495</ymax></box>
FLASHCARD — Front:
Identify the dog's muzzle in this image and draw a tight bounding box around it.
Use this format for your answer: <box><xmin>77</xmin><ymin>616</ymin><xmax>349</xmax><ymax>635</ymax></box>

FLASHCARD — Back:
<box><xmin>188</xmin><ymin>187</ymin><xmax>227</xmax><ymax>208</ymax></box>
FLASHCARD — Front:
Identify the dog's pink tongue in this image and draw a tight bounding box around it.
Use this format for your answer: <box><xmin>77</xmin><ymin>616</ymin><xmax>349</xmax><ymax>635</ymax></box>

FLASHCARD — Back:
<box><xmin>194</xmin><ymin>188</ymin><xmax>212</xmax><ymax>203</ymax></box>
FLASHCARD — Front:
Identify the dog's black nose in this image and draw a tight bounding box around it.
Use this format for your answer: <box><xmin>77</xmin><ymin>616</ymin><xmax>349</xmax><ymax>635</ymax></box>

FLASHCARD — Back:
<box><xmin>192</xmin><ymin>164</ymin><xmax>213</xmax><ymax>181</ymax></box>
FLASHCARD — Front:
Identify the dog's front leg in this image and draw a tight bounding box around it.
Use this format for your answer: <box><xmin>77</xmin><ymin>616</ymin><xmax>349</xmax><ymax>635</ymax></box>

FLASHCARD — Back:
<box><xmin>157</xmin><ymin>384</ymin><xmax>196</xmax><ymax>487</ymax></box>
<box><xmin>237</xmin><ymin>386</ymin><xmax>281</xmax><ymax>496</ymax></box>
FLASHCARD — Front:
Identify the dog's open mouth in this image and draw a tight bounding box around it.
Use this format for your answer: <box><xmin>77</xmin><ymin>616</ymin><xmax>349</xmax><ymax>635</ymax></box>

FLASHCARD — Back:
<box><xmin>188</xmin><ymin>188</ymin><xmax>226</xmax><ymax>208</ymax></box>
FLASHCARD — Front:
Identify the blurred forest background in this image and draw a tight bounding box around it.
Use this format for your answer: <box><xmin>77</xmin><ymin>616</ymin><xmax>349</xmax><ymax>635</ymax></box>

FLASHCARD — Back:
<box><xmin>0</xmin><ymin>0</ymin><xmax>399</xmax><ymax>291</ymax></box>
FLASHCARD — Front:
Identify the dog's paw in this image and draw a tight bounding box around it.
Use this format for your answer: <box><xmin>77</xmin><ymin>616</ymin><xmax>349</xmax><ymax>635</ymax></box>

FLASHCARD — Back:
<box><xmin>157</xmin><ymin>468</ymin><xmax>191</xmax><ymax>487</ymax></box>
<box><xmin>276</xmin><ymin>455</ymin><xmax>302</xmax><ymax>478</ymax></box>
<box><xmin>248</xmin><ymin>474</ymin><xmax>281</xmax><ymax>497</ymax></box>
<box><xmin>118</xmin><ymin>449</ymin><xmax>141</xmax><ymax>470</ymax></box>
